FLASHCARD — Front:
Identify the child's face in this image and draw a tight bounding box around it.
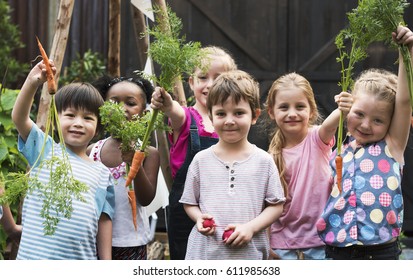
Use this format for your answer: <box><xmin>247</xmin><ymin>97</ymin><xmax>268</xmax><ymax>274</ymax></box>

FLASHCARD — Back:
<box><xmin>268</xmin><ymin>87</ymin><xmax>312</xmax><ymax>140</ymax></box>
<box><xmin>189</xmin><ymin>57</ymin><xmax>228</xmax><ymax>109</ymax></box>
<box><xmin>347</xmin><ymin>93</ymin><xmax>393</xmax><ymax>145</ymax></box>
<box><xmin>106</xmin><ymin>82</ymin><xmax>146</xmax><ymax>120</ymax></box>
<box><xmin>211</xmin><ymin>96</ymin><xmax>258</xmax><ymax>145</ymax></box>
<box><xmin>59</xmin><ymin>107</ymin><xmax>99</xmax><ymax>155</ymax></box>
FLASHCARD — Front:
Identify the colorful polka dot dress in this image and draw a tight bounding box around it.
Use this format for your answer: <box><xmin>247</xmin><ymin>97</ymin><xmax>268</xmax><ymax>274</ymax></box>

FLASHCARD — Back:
<box><xmin>317</xmin><ymin>139</ymin><xmax>403</xmax><ymax>246</ymax></box>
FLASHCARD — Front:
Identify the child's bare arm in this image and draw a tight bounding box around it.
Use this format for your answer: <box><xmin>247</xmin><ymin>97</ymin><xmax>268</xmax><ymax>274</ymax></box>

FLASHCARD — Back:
<box><xmin>97</xmin><ymin>213</ymin><xmax>112</xmax><ymax>260</ymax></box>
<box><xmin>319</xmin><ymin>92</ymin><xmax>353</xmax><ymax>145</ymax></box>
<box><xmin>11</xmin><ymin>61</ymin><xmax>56</xmax><ymax>141</ymax></box>
<box><xmin>388</xmin><ymin>26</ymin><xmax>413</xmax><ymax>163</ymax></box>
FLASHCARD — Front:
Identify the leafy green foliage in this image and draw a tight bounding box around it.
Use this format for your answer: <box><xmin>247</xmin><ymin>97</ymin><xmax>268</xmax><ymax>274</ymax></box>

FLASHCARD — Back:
<box><xmin>140</xmin><ymin>5</ymin><xmax>206</xmax><ymax>92</ymax></box>
<box><xmin>100</xmin><ymin>101</ymin><xmax>169</xmax><ymax>152</ymax></box>
<box><xmin>59</xmin><ymin>49</ymin><xmax>106</xmax><ymax>86</ymax></box>
<box><xmin>0</xmin><ymin>0</ymin><xmax>29</xmax><ymax>84</ymax></box>
<box><xmin>0</xmin><ymin>85</ymin><xmax>26</xmax><ymax>258</ymax></box>
<box><xmin>0</xmin><ymin>96</ymin><xmax>88</xmax><ymax>236</ymax></box>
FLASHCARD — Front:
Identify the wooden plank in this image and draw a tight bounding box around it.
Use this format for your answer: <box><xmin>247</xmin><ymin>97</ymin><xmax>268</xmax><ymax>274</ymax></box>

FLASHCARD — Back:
<box><xmin>187</xmin><ymin>0</ymin><xmax>273</xmax><ymax>71</ymax></box>
<box><xmin>108</xmin><ymin>0</ymin><xmax>121</xmax><ymax>76</ymax></box>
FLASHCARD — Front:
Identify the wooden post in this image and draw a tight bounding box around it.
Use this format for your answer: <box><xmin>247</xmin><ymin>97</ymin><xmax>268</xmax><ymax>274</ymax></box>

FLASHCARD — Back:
<box><xmin>35</xmin><ymin>0</ymin><xmax>75</xmax><ymax>133</ymax></box>
<box><xmin>131</xmin><ymin>4</ymin><xmax>148</xmax><ymax>70</ymax></box>
<box><xmin>108</xmin><ymin>0</ymin><xmax>121</xmax><ymax>77</ymax></box>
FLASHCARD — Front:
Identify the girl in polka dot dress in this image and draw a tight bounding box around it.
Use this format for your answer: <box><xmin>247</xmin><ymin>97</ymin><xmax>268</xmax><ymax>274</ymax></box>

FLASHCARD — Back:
<box><xmin>317</xmin><ymin>26</ymin><xmax>413</xmax><ymax>260</ymax></box>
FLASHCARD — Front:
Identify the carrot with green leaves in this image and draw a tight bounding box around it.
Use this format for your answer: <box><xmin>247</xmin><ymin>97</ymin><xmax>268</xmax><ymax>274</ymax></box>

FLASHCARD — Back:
<box><xmin>36</xmin><ymin>36</ymin><xmax>57</xmax><ymax>95</ymax></box>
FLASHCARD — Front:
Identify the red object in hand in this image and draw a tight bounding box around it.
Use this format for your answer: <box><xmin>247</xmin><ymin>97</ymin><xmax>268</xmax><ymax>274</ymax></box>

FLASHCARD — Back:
<box><xmin>202</xmin><ymin>218</ymin><xmax>216</xmax><ymax>228</ymax></box>
<box><xmin>222</xmin><ymin>229</ymin><xmax>234</xmax><ymax>241</ymax></box>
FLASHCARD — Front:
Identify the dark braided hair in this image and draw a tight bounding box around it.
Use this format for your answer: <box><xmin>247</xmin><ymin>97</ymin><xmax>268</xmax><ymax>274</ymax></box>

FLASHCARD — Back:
<box><xmin>92</xmin><ymin>74</ymin><xmax>154</xmax><ymax>104</ymax></box>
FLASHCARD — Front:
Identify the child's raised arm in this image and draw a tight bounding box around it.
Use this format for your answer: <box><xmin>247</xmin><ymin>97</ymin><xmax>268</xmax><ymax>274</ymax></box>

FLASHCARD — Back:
<box><xmin>11</xmin><ymin>60</ymin><xmax>56</xmax><ymax>141</ymax></box>
<box><xmin>318</xmin><ymin>92</ymin><xmax>353</xmax><ymax>145</ymax></box>
<box><xmin>388</xmin><ymin>25</ymin><xmax>413</xmax><ymax>163</ymax></box>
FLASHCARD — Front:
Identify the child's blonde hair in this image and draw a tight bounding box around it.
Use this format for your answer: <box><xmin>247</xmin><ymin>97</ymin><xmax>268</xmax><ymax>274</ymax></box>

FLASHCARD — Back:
<box><xmin>352</xmin><ymin>68</ymin><xmax>397</xmax><ymax>107</ymax></box>
<box><xmin>264</xmin><ymin>72</ymin><xmax>320</xmax><ymax>196</ymax></box>
<box><xmin>207</xmin><ymin>70</ymin><xmax>260</xmax><ymax>119</ymax></box>
<box><xmin>199</xmin><ymin>46</ymin><xmax>238</xmax><ymax>73</ymax></box>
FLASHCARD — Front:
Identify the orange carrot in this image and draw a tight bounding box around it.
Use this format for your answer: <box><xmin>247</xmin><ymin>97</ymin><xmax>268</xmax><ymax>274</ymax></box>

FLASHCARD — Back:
<box><xmin>128</xmin><ymin>189</ymin><xmax>138</xmax><ymax>231</ymax></box>
<box><xmin>335</xmin><ymin>155</ymin><xmax>343</xmax><ymax>194</ymax></box>
<box><xmin>36</xmin><ymin>36</ymin><xmax>57</xmax><ymax>95</ymax></box>
<box><xmin>125</xmin><ymin>150</ymin><xmax>145</xmax><ymax>187</ymax></box>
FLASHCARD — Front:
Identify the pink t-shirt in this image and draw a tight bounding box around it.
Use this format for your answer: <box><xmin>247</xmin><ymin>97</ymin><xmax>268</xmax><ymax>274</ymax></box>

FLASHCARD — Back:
<box><xmin>270</xmin><ymin>126</ymin><xmax>334</xmax><ymax>249</ymax></box>
<box><xmin>168</xmin><ymin>107</ymin><xmax>218</xmax><ymax>178</ymax></box>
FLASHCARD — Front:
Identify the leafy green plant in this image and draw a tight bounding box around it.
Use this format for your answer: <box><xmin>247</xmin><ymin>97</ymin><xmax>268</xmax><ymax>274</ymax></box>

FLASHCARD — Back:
<box><xmin>138</xmin><ymin>5</ymin><xmax>205</xmax><ymax>151</ymax></box>
<box><xmin>99</xmin><ymin>101</ymin><xmax>169</xmax><ymax>152</ymax></box>
<box><xmin>59</xmin><ymin>49</ymin><xmax>106</xmax><ymax>86</ymax></box>
<box><xmin>0</xmin><ymin>0</ymin><xmax>29</xmax><ymax>84</ymax></box>
<box><xmin>0</xmin><ymin>85</ymin><xmax>26</xmax><ymax>259</ymax></box>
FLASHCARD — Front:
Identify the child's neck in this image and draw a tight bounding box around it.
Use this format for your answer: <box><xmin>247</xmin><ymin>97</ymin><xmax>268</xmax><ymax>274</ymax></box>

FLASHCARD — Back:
<box><xmin>193</xmin><ymin>103</ymin><xmax>214</xmax><ymax>133</ymax></box>
<box><xmin>213</xmin><ymin>141</ymin><xmax>253</xmax><ymax>164</ymax></box>
<box><xmin>66</xmin><ymin>145</ymin><xmax>91</xmax><ymax>162</ymax></box>
<box><xmin>283</xmin><ymin>129</ymin><xmax>308</xmax><ymax>149</ymax></box>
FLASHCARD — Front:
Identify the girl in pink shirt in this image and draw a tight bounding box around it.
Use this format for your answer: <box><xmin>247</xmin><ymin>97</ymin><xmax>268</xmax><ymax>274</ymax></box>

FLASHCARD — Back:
<box><xmin>265</xmin><ymin>72</ymin><xmax>352</xmax><ymax>259</ymax></box>
<box><xmin>150</xmin><ymin>46</ymin><xmax>237</xmax><ymax>260</ymax></box>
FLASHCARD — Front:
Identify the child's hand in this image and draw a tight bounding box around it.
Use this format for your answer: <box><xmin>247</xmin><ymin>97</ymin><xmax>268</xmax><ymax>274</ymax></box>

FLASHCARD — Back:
<box><xmin>335</xmin><ymin>91</ymin><xmax>353</xmax><ymax>117</ymax></box>
<box><xmin>393</xmin><ymin>26</ymin><xmax>413</xmax><ymax>50</ymax></box>
<box><xmin>196</xmin><ymin>214</ymin><xmax>216</xmax><ymax>236</ymax></box>
<box><xmin>29</xmin><ymin>60</ymin><xmax>56</xmax><ymax>88</ymax></box>
<box><xmin>223</xmin><ymin>224</ymin><xmax>253</xmax><ymax>248</ymax></box>
<box><xmin>150</xmin><ymin>87</ymin><xmax>173</xmax><ymax>112</ymax></box>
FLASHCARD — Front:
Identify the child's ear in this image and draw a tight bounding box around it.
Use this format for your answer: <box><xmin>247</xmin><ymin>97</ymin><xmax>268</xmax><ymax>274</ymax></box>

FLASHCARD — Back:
<box><xmin>188</xmin><ymin>75</ymin><xmax>195</xmax><ymax>91</ymax></box>
<box><xmin>267</xmin><ymin>108</ymin><xmax>275</xmax><ymax>120</ymax></box>
<box><xmin>252</xmin><ymin>109</ymin><xmax>261</xmax><ymax>125</ymax></box>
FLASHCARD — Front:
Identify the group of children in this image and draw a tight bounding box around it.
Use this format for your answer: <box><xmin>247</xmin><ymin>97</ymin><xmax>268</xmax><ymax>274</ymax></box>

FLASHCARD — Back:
<box><xmin>0</xmin><ymin>25</ymin><xmax>412</xmax><ymax>260</ymax></box>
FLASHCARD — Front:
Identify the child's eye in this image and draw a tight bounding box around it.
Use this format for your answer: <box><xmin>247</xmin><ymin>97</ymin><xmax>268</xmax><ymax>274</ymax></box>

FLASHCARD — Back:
<box><xmin>374</xmin><ymin>119</ymin><xmax>383</xmax><ymax>124</ymax></box>
<box><xmin>197</xmin><ymin>75</ymin><xmax>207</xmax><ymax>80</ymax></box>
<box><xmin>354</xmin><ymin>111</ymin><xmax>363</xmax><ymax>118</ymax></box>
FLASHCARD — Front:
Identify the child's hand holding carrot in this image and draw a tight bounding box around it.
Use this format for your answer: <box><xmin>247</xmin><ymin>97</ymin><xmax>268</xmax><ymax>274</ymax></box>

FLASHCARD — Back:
<box><xmin>28</xmin><ymin>60</ymin><xmax>56</xmax><ymax>89</ymax></box>
<box><xmin>334</xmin><ymin>92</ymin><xmax>353</xmax><ymax>116</ymax></box>
<box><xmin>150</xmin><ymin>87</ymin><xmax>174</xmax><ymax>113</ymax></box>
